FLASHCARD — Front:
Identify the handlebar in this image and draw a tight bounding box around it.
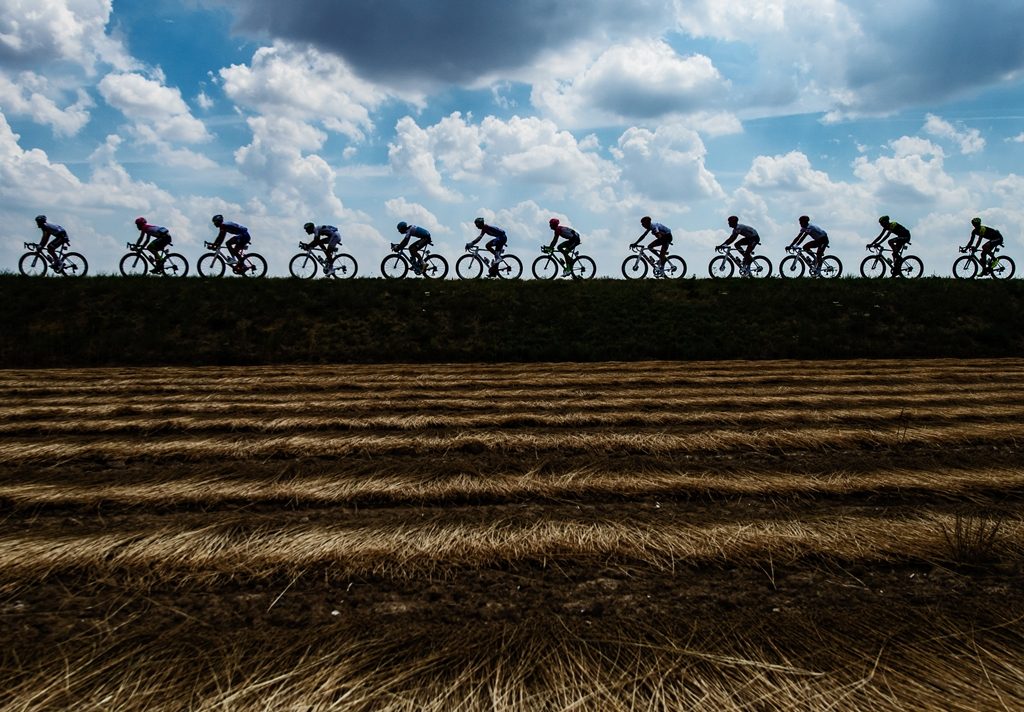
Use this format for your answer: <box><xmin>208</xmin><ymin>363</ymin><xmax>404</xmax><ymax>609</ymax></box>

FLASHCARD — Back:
<box><xmin>24</xmin><ymin>242</ymin><xmax>36</xmax><ymax>249</ymax></box>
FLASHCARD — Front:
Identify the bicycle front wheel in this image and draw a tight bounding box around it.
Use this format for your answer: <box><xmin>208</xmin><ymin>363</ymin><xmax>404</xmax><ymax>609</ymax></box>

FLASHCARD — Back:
<box><xmin>708</xmin><ymin>255</ymin><xmax>734</xmax><ymax>278</ymax></box>
<box><xmin>289</xmin><ymin>253</ymin><xmax>318</xmax><ymax>279</ymax></box>
<box><xmin>532</xmin><ymin>255</ymin><xmax>559</xmax><ymax>280</ymax></box>
<box><xmin>899</xmin><ymin>255</ymin><xmax>924</xmax><ymax>279</ymax></box>
<box><xmin>571</xmin><ymin>255</ymin><xmax>597</xmax><ymax>279</ymax></box>
<box><xmin>18</xmin><ymin>252</ymin><xmax>48</xmax><ymax>277</ymax></box>
<box><xmin>991</xmin><ymin>255</ymin><xmax>1016</xmax><ymax>280</ymax></box>
<box><xmin>662</xmin><ymin>255</ymin><xmax>687</xmax><ymax>279</ymax></box>
<box><xmin>778</xmin><ymin>255</ymin><xmax>805</xmax><ymax>278</ymax></box>
<box><xmin>497</xmin><ymin>254</ymin><xmax>522</xmax><ymax>279</ymax></box>
<box><xmin>422</xmin><ymin>254</ymin><xmax>449</xmax><ymax>279</ymax></box>
<box><xmin>621</xmin><ymin>255</ymin><xmax>648</xmax><ymax>279</ymax></box>
<box><xmin>58</xmin><ymin>252</ymin><xmax>88</xmax><ymax>277</ymax></box>
<box><xmin>197</xmin><ymin>253</ymin><xmax>226</xmax><ymax>277</ymax></box>
<box><xmin>749</xmin><ymin>256</ymin><xmax>772</xmax><ymax>278</ymax></box>
<box><xmin>456</xmin><ymin>254</ymin><xmax>483</xmax><ymax>279</ymax></box>
<box><xmin>860</xmin><ymin>255</ymin><xmax>887</xmax><ymax>278</ymax></box>
<box><xmin>331</xmin><ymin>253</ymin><xmax>358</xmax><ymax>279</ymax></box>
<box><xmin>162</xmin><ymin>253</ymin><xmax>189</xmax><ymax>277</ymax></box>
<box><xmin>952</xmin><ymin>255</ymin><xmax>978</xmax><ymax>280</ymax></box>
<box><xmin>119</xmin><ymin>252</ymin><xmax>149</xmax><ymax>276</ymax></box>
<box><xmin>238</xmin><ymin>253</ymin><xmax>267</xmax><ymax>278</ymax></box>
<box><xmin>818</xmin><ymin>255</ymin><xmax>842</xmax><ymax>279</ymax></box>
<box><xmin>381</xmin><ymin>254</ymin><xmax>408</xmax><ymax>279</ymax></box>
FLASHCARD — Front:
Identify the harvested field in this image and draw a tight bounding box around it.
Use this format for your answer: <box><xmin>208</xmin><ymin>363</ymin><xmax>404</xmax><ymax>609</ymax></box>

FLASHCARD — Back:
<box><xmin>1</xmin><ymin>359</ymin><xmax>1023</xmax><ymax>711</ymax></box>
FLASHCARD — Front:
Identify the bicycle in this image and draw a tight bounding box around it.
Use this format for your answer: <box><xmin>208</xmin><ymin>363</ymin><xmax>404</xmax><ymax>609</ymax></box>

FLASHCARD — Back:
<box><xmin>532</xmin><ymin>245</ymin><xmax>597</xmax><ymax>279</ymax></box>
<box><xmin>288</xmin><ymin>242</ymin><xmax>358</xmax><ymax>279</ymax></box>
<box><xmin>381</xmin><ymin>243</ymin><xmax>449</xmax><ymax>279</ymax></box>
<box><xmin>952</xmin><ymin>244</ymin><xmax>1016</xmax><ymax>280</ymax></box>
<box><xmin>621</xmin><ymin>244</ymin><xmax>687</xmax><ymax>279</ymax></box>
<box><xmin>18</xmin><ymin>241</ymin><xmax>88</xmax><ymax>277</ymax></box>
<box><xmin>119</xmin><ymin>241</ymin><xmax>188</xmax><ymax>277</ymax></box>
<box><xmin>859</xmin><ymin>243</ymin><xmax>923</xmax><ymax>278</ymax></box>
<box><xmin>197</xmin><ymin>242</ymin><xmax>268</xmax><ymax>278</ymax></box>
<box><xmin>708</xmin><ymin>245</ymin><xmax>772</xmax><ymax>278</ymax></box>
<box><xmin>455</xmin><ymin>244</ymin><xmax>523</xmax><ymax>279</ymax></box>
<box><xmin>778</xmin><ymin>245</ymin><xmax>843</xmax><ymax>279</ymax></box>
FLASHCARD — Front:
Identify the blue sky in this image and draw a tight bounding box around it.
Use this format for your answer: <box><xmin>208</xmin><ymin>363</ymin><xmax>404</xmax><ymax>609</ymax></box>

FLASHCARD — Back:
<box><xmin>2</xmin><ymin>0</ymin><xmax>1024</xmax><ymax>276</ymax></box>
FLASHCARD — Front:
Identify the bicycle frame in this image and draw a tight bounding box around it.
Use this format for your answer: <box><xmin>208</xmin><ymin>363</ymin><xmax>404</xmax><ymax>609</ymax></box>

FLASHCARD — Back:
<box><xmin>465</xmin><ymin>244</ymin><xmax>510</xmax><ymax>268</ymax></box>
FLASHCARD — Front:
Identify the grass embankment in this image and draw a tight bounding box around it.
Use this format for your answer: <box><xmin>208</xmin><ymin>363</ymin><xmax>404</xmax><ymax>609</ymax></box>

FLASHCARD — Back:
<box><xmin>1</xmin><ymin>275</ymin><xmax>1022</xmax><ymax>365</ymax></box>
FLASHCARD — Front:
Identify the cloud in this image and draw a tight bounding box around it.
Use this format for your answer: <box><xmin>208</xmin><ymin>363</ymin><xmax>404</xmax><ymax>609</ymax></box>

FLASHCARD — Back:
<box><xmin>384</xmin><ymin>198</ymin><xmax>447</xmax><ymax>235</ymax></box>
<box><xmin>0</xmin><ymin>0</ymin><xmax>133</xmax><ymax>73</ymax></box>
<box><xmin>531</xmin><ymin>41</ymin><xmax>730</xmax><ymax>127</ymax></box>
<box><xmin>612</xmin><ymin>123</ymin><xmax>723</xmax><ymax>203</ymax></box>
<box><xmin>0</xmin><ymin>71</ymin><xmax>92</xmax><ymax>135</ymax></box>
<box><xmin>388</xmin><ymin>112</ymin><xmax>620</xmax><ymax>206</ymax></box>
<box><xmin>219</xmin><ymin>42</ymin><xmax>398</xmax><ymax>141</ymax></box>
<box><xmin>923</xmin><ymin>114</ymin><xmax>985</xmax><ymax>155</ymax></box>
<box><xmin>215</xmin><ymin>0</ymin><xmax>671</xmax><ymax>87</ymax></box>
<box><xmin>99</xmin><ymin>72</ymin><xmax>211</xmax><ymax>144</ymax></box>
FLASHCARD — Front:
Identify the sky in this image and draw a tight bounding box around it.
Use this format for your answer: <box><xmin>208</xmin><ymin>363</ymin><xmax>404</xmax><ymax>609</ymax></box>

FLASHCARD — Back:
<box><xmin>2</xmin><ymin>0</ymin><xmax>1024</xmax><ymax>277</ymax></box>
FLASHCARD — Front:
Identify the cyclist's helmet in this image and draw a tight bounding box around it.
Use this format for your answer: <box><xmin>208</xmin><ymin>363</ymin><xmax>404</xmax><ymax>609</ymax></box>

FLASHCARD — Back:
<box><xmin>971</xmin><ymin>217</ymin><xmax>982</xmax><ymax>227</ymax></box>
<box><xmin>640</xmin><ymin>216</ymin><xmax>652</xmax><ymax>227</ymax></box>
<box><xmin>727</xmin><ymin>215</ymin><xmax>738</xmax><ymax>227</ymax></box>
<box><xmin>211</xmin><ymin>214</ymin><xmax>223</xmax><ymax>226</ymax></box>
<box><xmin>34</xmin><ymin>214</ymin><xmax>46</xmax><ymax>225</ymax></box>
<box><xmin>396</xmin><ymin>221</ymin><xmax>409</xmax><ymax>233</ymax></box>
<box><xmin>549</xmin><ymin>218</ymin><xmax>560</xmax><ymax>229</ymax></box>
<box><xmin>474</xmin><ymin>217</ymin><xmax>485</xmax><ymax>228</ymax></box>
<box><xmin>798</xmin><ymin>215</ymin><xmax>810</xmax><ymax>225</ymax></box>
<box><xmin>303</xmin><ymin>222</ymin><xmax>315</xmax><ymax>234</ymax></box>
<box><xmin>878</xmin><ymin>215</ymin><xmax>890</xmax><ymax>226</ymax></box>
<box><xmin>135</xmin><ymin>217</ymin><xmax>147</xmax><ymax>227</ymax></box>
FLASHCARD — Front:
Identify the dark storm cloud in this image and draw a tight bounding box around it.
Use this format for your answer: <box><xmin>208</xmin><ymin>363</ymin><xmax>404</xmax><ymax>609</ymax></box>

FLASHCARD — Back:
<box><xmin>216</xmin><ymin>0</ymin><xmax>670</xmax><ymax>85</ymax></box>
<box><xmin>844</xmin><ymin>0</ymin><xmax>1024</xmax><ymax>109</ymax></box>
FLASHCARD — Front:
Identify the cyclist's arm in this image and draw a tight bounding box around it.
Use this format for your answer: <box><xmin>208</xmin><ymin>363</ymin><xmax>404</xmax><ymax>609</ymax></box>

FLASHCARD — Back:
<box><xmin>632</xmin><ymin>229</ymin><xmax>651</xmax><ymax>247</ymax></box>
<box><xmin>134</xmin><ymin>230</ymin><xmax>148</xmax><ymax>247</ymax></box>
<box><xmin>868</xmin><ymin>228</ymin><xmax>888</xmax><ymax>246</ymax></box>
<box><xmin>790</xmin><ymin>229</ymin><xmax>807</xmax><ymax>247</ymax></box>
<box><xmin>721</xmin><ymin>228</ymin><xmax>739</xmax><ymax>247</ymax></box>
<box><xmin>468</xmin><ymin>230</ymin><xmax>484</xmax><ymax>246</ymax></box>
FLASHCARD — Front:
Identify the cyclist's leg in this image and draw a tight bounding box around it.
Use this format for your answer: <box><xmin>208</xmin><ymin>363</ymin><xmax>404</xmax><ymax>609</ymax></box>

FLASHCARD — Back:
<box><xmin>737</xmin><ymin>237</ymin><xmax>755</xmax><ymax>267</ymax></box>
<box><xmin>149</xmin><ymin>235</ymin><xmax>170</xmax><ymax>269</ymax></box>
<box><xmin>485</xmin><ymin>237</ymin><xmax>503</xmax><ymax>275</ymax></box>
<box><xmin>226</xmin><ymin>234</ymin><xmax>241</xmax><ymax>261</ymax></box>
<box><xmin>326</xmin><ymin>235</ymin><xmax>341</xmax><ymax>266</ymax></box>
<box><xmin>559</xmin><ymin>236</ymin><xmax>579</xmax><ymax>269</ymax></box>
<box><xmin>658</xmin><ymin>236</ymin><xmax>671</xmax><ymax>267</ymax></box>
<box><xmin>981</xmin><ymin>239</ymin><xmax>1000</xmax><ymax>273</ymax></box>
<box><xmin>888</xmin><ymin>238</ymin><xmax>905</xmax><ymax>274</ymax></box>
<box><xmin>48</xmin><ymin>235</ymin><xmax>68</xmax><ymax>262</ymax></box>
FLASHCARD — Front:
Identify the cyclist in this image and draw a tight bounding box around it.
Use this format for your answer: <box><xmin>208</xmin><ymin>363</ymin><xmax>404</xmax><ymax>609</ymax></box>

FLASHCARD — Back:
<box><xmin>467</xmin><ymin>217</ymin><xmax>508</xmax><ymax>277</ymax></box>
<box><xmin>211</xmin><ymin>215</ymin><xmax>251</xmax><ymax>273</ymax></box>
<box><xmin>632</xmin><ymin>216</ymin><xmax>672</xmax><ymax>276</ymax></box>
<box><xmin>133</xmin><ymin>217</ymin><xmax>172</xmax><ymax>274</ymax></box>
<box><xmin>719</xmin><ymin>216</ymin><xmax>760</xmax><ymax>275</ymax></box>
<box><xmin>966</xmin><ymin>217</ymin><xmax>1005</xmax><ymax>276</ymax></box>
<box><xmin>394</xmin><ymin>221</ymin><xmax>432</xmax><ymax>274</ymax></box>
<box><xmin>789</xmin><ymin>215</ymin><xmax>829</xmax><ymax>275</ymax></box>
<box><xmin>302</xmin><ymin>222</ymin><xmax>342</xmax><ymax>276</ymax></box>
<box><xmin>33</xmin><ymin>215</ymin><xmax>70</xmax><ymax>266</ymax></box>
<box><xmin>867</xmin><ymin>216</ymin><xmax>911</xmax><ymax>276</ymax></box>
<box><xmin>546</xmin><ymin>218</ymin><xmax>580</xmax><ymax>276</ymax></box>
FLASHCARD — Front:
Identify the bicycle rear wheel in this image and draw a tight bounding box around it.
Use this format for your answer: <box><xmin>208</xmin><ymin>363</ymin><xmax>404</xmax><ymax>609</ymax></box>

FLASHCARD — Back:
<box><xmin>532</xmin><ymin>255</ymin><xmax>559</xmax><ymax>279</ymax></box>
<box><xmin>289</xmin><ymin>253</ymin><xmax>318</xmax><ymax>279</ymax></box>
<box><xmin>859</xmin><ymin>255</ymin><xmax>886</xmax><ymax>278</ymax></box>
<box><xmin>237</xmin><ymin>253</ymin><xmax>267</xmax><ymax>277</ymax></box>
<box><xmin>381</xmin><ymin>254</ymin><xmax>408</xmax><ymax>279</ymax></box>
<box><xmin>991</xmin><ymin>255</ymin><xmax>1016</xmax><ymax>280</ymax></box>
<box><xmin>571</xmin><ymin>255</ymin><xmax>597</xmax><ymax>279</ymax></box>
<box><xmin>819</xmin><ymin>255</ymin><xmax>842</xmax><ymax>279</ymax></box>
<box><xmin>422</xmin><ymin>254</ymin><xmax>449</xmax><ymax>279</ymax></box>
<box><xmin>899</xmin><ymin>255</ymin><xmax>923</xmax><ymax>279</ymax></box>
<box><xmin>197</xmin><ymin>253</ymin><xmax>226</xmax><ymax>277</ymax></box>
<box><xmin>662</xmin><ymin>255</ymin><xmax>687</xmax><ymax>279</ymax></box>
<box><xmin>708</xmin><ymin>255</ymin><xmax>734</xmax><ymax>278</ymax></box>
<box><xmin>331</xmin><ymin>253</ymin><xmax>358</xmax><ymax>279</ymax></box>
<box><xmin>749</xmin><ymin>256</ymin><xmax>772</xmax><ymax>278</ymax></box>
<box><xmin>119</xmin><ymin>252</ymin><xmax>149</xmax><ymax>276</ymax></box>
<box><xmin>18</xmin><ymin>252</ymin><xmax>48</xmax><ymax>277</ymax></box>
<box><xmin>778</xmin><ymin>255</ymin><xmax>805</xmax><ymax>278</ymax></box>
<box><xmin>161</xmin><ymin>253</ymin><xmax>189</xmax><ymax>277</ymax></box>
<box><xmin>952</xmin><ymin>255</ymin><xmax>978</xmax><ymax>279</ymax></box>
<box><xmin>497</xmin><ymin>255</ymin><xmax>522</xmax><ymax>279</ymax></box>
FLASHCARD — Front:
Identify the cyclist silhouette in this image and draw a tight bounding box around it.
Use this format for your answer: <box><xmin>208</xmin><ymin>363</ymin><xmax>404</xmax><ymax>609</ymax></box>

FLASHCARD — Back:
<box><xmin>720</xmin><ymin>216</ymin><xmax>760</xmax><ymax>273</ymax></box>
<box><xmin>868</xmin><ymin>216</ymin><xmax>911</xmax><ymax>276</ymax></box>
<box><xmin>467</xmin><ymin>217</ymin><xmax>508</xmax><ymax>277</ymax></box>
<box><xmin>789</xmin><ymin>216</ymin><xmax>829</xmax><ymax>274</ymax></box>
<box><xmin>967</xmin><ymin>217</ymin><xmax>1004</xmax><ymax>276</ymax></box>
<box><xmin>33</xmin><ymin>215</ymin><xmax>70</xmax><ymax>265</ymax></box>
<box><xmin>633</xmin><ymin>216</ymin><xmax>672</xmax><ymax>274</ymax></box>
<box><xmin>546</xmin><ymin>218</ymin><xmax>581</xmax><ymax>276</ymax></box>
